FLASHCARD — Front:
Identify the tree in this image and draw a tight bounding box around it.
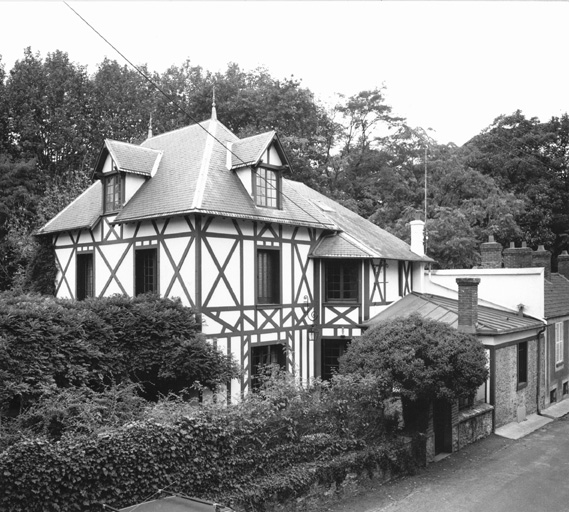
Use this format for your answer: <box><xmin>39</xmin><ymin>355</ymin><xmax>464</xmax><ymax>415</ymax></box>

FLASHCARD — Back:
<box><xmin>339</xmin><ymin>314</ymin><xmax>488</xmax><ymax>432</ymax></box>
<box><xmin>462</xmin><ymin>111</ymin><xmax>569</xmax><ymax>255</ymax></box>
<box><xmin>5</xmin><ymin>48</ymin><xmax>92</xmax><ymax>178</ymax></box>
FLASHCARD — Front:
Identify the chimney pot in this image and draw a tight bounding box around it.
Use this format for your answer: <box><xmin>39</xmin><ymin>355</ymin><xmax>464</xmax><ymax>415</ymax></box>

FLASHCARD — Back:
<box><xmin>409</xmin><ymin>219</ymin><xmax>425</xmax><ymax>257</ymax></box>
<box><xmin>532</xmin><ymin>245</ymin><xmax>552</xmax><ymax>281</ymax></box>
<box><xmin>558</xmin><ymin>250</ymin><xmax>569</xmax><ymax>280</ymax></box>
<box><xmin>456</xmin><ymin>278</ymin><xmax>480</xmax><ymax>334</ymax></box>
<box><xmin>480</xmin><ymin>236</ymin><xmax>502</xmax><ymax>269</ymax></box>
<box><xmin>503</xmin><ymin>242</ymin><xmax>532</xmax><ymax>268</ymax></box>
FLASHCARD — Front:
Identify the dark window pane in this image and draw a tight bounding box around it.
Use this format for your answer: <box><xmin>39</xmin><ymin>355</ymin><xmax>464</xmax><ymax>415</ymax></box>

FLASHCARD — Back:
<box><xmin>257</xmin><ymin>249</ymin><xmax>280</xmax><ymax>304</ymax></box>
<box><xmin>518</xmin><ymin>341</ymin><xmax>528</xmax><ymax>385</ymax></box>
<box><xmin>135</xmin><ymin>249</ymin><xmax>157</xmax><ymax>295</ymax></box>
<box><xmin>76</xmin><ymin>253</ymin><xmax>93</xmax><ymax>300</ymax></box>
<box><xmin>105</xmin><ymin>174</ymin><xmax>122</xmax><ymax>212</ymax></box>
<box><xmin>251</xmin><ymin>344</ymin><xmax>286</xmax><ymax>389</ymax></box>
<box><xmin>325</xmin><ymin>260</ymin><xmax>358</xmax><ymax>301</ymax></box>
<box><xmin>321</xmin><ymin>339</ymin><xmax>349</xmax><ymax>381</ymax></box>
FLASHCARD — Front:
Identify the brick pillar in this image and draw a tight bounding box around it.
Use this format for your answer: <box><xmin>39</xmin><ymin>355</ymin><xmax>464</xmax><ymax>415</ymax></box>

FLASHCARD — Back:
<box><xmin>456</xmin><ymin>278</ymin><xmax>480</xmax><ymax>334</ymax></box>
<box><xmin>558</xmin><ymin>251</ymin><xmax>569</xmax><ymax>280</ymax></box>
<box><xmin>532</xmin><ymin>245</ymin><xmax>551</xmax><ymax>281</ymax></box>
<box><xmin>480</xmin><ymin>235</ymin><xmax>502</xmax><ymax>269</ymax></box>
<box><xmin>503</xmin><ymin>242</ymin><xmax>532</xmax><ymax>268</ymax></box>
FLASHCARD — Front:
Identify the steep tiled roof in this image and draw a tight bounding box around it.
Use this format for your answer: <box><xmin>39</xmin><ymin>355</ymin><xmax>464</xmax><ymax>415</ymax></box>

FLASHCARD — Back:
<box><xmin>38</xmin><ymin>116</ymin><xmax>430</xmax><ymax>264</ymax></box>
<box><xmin>106</xmin><ymin>140</ymin><xmax>162</xmax><ymax>176</ymax></box>
<box><xmin>230</xmin><ymin>132</ymin><xmax>276</xmax><ymax>169</ymax></box>
<box><xmin>545</xmin><ymin>273</ymin><xmax>569</xmax><ymax>318</ymax></box>
<box><xmin>113</xmin><ymin>120</ymin><xmax>334</xmax><ymax>229</ymax></box>
<box><xmin>363</xmin><ymin>292</ymin><xmax>544</xmax><ymax>334</ymax></box>
<box><xmin>38</xmin><ymin>182</ymin><xmax>102</xmax><ymax>234</ymax></box>
<box><xmin>289</xmin><ymin>181</ymin><xmax>432</xmax><ymax>262</ymax></box>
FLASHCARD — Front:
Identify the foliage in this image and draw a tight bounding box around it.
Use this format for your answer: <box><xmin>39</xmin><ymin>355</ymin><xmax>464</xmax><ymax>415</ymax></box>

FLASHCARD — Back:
<box><xmin>339</xmin><ymin>315</ymin><xmax>488</xmax><ymax>431</ymax></box>
<box><xmin>2</xmin><ymin>49</ymin><xmax>569</xmax><ymax>284</ymax></box>
<box><xmin>340</xmin><ymin>315</ymin><xmax>488</xmax><ymax>402</ymax></box>
<box><xmin>0</xmin><ymin>371</ymin><xmax>417</xmax><ymax>512</ymax></box>
<box><xmin>0</xmin><ymin>382</ymin><xmax>147</xmax><ymax>450</ymax></box>
<box><xmin>0</xmin><ymin>293</ymin><xmax>239</xmax><ymax>412</ymax></box>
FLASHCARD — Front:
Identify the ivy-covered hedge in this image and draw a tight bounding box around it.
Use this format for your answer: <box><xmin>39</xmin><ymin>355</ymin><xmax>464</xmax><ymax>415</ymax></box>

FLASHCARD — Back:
<box><xmin>0</xmin><ymin>293</ymin><xmax>240</xmax><ymax>412</ymax></box>
<box><xmin>0</xmin><ymin>372</ymin><xmax>417</xmax><ymax>512</ymax></box>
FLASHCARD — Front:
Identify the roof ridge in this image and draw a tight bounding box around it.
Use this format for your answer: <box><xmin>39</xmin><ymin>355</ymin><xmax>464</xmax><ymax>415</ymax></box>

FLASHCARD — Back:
<box><xmin>191</xmin><ymin>120</ymin><xmax>218</xmax><ymax>210</ymax></box>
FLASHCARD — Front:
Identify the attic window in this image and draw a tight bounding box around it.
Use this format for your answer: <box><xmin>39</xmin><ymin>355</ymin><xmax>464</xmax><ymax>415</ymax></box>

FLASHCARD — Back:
<box><xmin>104</xmin><ymin>173</ymin><xmax>123</xmax><ymax>213</ymax></box>
<box><xmin>254</xmin><ymin>167</ymin><xmax>280</xmax><ymax>209</ymax></box>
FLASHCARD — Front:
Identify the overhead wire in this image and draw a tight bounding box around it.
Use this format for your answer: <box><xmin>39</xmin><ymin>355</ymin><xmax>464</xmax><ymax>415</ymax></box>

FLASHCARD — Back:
<box><xmin>62</xmin><ymin>1</ymin><xmax>328</xmax><ymax>228</ymax></box>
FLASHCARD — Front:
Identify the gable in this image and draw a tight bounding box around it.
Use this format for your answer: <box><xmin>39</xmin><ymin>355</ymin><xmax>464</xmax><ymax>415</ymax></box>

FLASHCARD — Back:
<box><xmin>95</xmin><ymin>140</ymin><xmax>163</xmax><ymax>177</ymax></box>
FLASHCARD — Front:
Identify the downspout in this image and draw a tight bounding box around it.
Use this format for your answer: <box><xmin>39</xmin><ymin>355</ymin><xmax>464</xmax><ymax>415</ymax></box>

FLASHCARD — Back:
<box><xmin>536</xmin><ymin>324</ymin><xmax>546</xmax><ymax>415</ymax></box>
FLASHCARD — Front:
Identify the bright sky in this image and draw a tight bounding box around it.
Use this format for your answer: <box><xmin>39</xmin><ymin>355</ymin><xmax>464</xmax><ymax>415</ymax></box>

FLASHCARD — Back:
<box><xmin>1</xmin><ymin>1</ymin><xmax>568</xmax><ymax>145</ymax></box>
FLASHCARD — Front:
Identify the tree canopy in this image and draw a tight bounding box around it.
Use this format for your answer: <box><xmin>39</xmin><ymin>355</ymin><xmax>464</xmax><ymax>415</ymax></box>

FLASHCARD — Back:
<box><xmin>340</xmin><ymin>315</ymin><xmax>488</xmax><ymax>403</ymax></box>
<box><xmin>0</xmin><ymin>48</ymin><xmax>568</xmax><ymax>290</ymax></box>
<box><xmin>339</xmin><ymin>315</ymin><xmax>488</xmax><ymax>431</ymax></box>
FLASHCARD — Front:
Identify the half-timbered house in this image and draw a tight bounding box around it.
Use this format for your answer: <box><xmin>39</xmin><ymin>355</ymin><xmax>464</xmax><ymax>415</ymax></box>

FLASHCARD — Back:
<box><xmin>39</xmin><ymin>107</ymin><xmax>432</xmax><ymax>400</ymax></box>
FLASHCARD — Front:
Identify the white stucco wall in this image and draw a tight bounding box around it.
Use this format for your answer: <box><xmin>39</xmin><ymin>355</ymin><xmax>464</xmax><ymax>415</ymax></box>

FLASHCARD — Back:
<box><xmin>424</xmin><ymin>268</ymin><xmax>545</xmax><ymax>319</ymax></box>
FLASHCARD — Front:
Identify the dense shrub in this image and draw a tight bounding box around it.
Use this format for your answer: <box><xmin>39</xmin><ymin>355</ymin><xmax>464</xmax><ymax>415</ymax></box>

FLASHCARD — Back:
<box><xmin>0</xmin><ymin>293</ymin><xmax>240</xmax><ymax>412</ymax></box>
<box><xmin>0</xmin><ymin>382</ymin><xmax>147</xmax><ymax>450</ymax></box>
<box><xmin>340</xmin><ymin>314</ymin><xmax>489</xmax><ymax>431</ymax></box>
<box><xmin>0</xmin><ymin>371</ymin><xmax>415</xmax><ymax>512</ymax></box>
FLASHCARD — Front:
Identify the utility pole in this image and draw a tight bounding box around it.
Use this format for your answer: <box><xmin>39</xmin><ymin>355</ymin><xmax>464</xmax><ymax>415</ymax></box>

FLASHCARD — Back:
<box><xmin>424</xmin><ymin>144</ymin><xmax>428</xmax><ymax>254</ymax></box>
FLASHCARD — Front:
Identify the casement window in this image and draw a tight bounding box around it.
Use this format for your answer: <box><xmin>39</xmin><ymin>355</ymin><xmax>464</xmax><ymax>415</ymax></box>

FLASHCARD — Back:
<box><xmin>517</xmin><ymin>341</ymin><xmax>528</xmax><ymax>388</ymax></box>
<box><xmin>104</xmin><ymin>173</ymin><xmax>123</xmax><ymax>213</ymax></box>
<box><xmin>254</xmin><ymin>167</ymin><xmax>280</xmax><ymax>208</ymax></box>
<box><xmin>325</xmin><ymin>259</ymin><xmax>359</xmax><ymax>302</ymax></box>
<box><xmin>251</xmin><ymin>344</ymin><xmax>286</xmax><ymax>389</ymax></box>
<box><xmin>555</xmin><ymin>322</ymin><xmax>564</xmax><ymax>365</ymax></box>
<box><xmin>135</xmin><ymin>248</ymin><xmax>158</xmax><ymax>295</ymax></box>
<box><xmin>76</xmin><ymin>253</ymin><xmax>94</xmax><ymax>300</ymax></box>
<box><xmin>257</xmin><ymin>249</ymin><xmax>280</xmax><ymax>304</ymax></box>
<box><xmin>321</xmin><ymin>338</ymin><xmax>349</xmax><ymax>381</ymax></box>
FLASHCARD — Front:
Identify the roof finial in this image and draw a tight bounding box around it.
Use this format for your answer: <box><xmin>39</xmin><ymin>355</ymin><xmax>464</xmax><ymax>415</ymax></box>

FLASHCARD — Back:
<box><xmin>211</xmin><ymin>85</ymin><xmax>217</xmax><ymax>121</ymax></box>
<box><xmin>147</xmin><ymin>114</ymin><xmax>153</xmax><ymax>139</ymax></box>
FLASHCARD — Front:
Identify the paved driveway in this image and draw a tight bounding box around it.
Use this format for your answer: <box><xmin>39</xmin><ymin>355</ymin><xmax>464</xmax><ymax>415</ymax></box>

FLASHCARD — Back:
<box><xmin>318</xmin><ymin>416</ymin><xmax>569</xmax><ymax>512</ymax></box>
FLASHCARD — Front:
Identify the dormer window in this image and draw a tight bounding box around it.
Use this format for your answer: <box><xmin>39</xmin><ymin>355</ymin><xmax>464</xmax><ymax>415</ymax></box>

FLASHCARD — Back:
<box><xmin>104</xmin><ymin>172</ymin><xmax>123</xmax><ymax>213</ymax></box>
<box><xmin>254</xmin><ymin>167</ymin><xmax>280</xmax><ymax>209</ymax></box>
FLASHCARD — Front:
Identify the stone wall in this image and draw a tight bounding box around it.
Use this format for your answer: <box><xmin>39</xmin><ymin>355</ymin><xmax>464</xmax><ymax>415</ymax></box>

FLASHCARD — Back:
<box><xmin>494</xmin><ymin>339</ymin><xmax>538</xmax><ymax>428</ymax></box>
<box><xmin>455</xmin><ymin>403</ymin><xmax>494</xmax><ymax>450</ymax></box>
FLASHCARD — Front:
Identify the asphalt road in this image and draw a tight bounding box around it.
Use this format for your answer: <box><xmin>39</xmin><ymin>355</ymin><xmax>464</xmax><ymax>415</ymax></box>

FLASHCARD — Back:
<box><xmin>317</xmin><ymin>416</ymin><xmax>569</xmax><ymax>512</ymax></box>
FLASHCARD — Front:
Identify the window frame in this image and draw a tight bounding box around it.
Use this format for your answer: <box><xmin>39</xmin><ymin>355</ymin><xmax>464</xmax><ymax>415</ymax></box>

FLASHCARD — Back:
<box><xmin>104</xmin><ymin>171</ymin><xmax>124</xmax><ymax>213</ymax></box>
<box><xmin>517</xmin><ymin>340</ymin><xmax>528</xmax><ymax>389</ymax></box>
<box><xmin>76</xmin><ymin>252</ymin><xmax>94</xmax><ymax>301</ymax></box>
<box><xmin>135</xmin><ymin>247</ymin><xmax>158</xmax><ymax>296</ymax></box>
<box><xmin>324</xmin><ymin>259</ymin><xmax>360</xmax><ymax>303</ymax></box>
<box><xmin>555</xmin><ymin>322</ymin><xmax>564</xmax><ymax>366</ymax></box>
<box><xmin>256</xmin><ymin>248</ymin><xmax>281</xmax><ymax>305</ymax></box>
<box><xmin>250</xmin><ymin>343</ymin><xmax>286</xmax><ymax>389</ymax></box>
<box><xmin>321</xmin><ymin>338</ymin><xmax>349</xmax><ymax>381</ymax></box>
<box><xmin>253</xmin><ymin>166</ymin><xmax>281</xmax><ymax>209</ymax></box>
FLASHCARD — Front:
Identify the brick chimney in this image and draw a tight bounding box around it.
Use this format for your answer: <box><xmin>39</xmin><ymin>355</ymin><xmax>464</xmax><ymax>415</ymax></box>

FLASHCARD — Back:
<box><xmin>558</xmin><ymin>251</ymin><xmax>569</xmax><ymax>280</ymax></box>
<box><xmin>456</xmin><ymin>278</ymin><xmax>480</xmax><ymax>334</ymax></box>
<box><xmin>480</xmin><ymin>235</ymin><xmax>502</xmax><ymax>269</ymax></box>
<box><xmin>532</xmin><ymin>245</ymin><xmax>551</xmax><ymax>281</ymax></box>
<box><xmin>503</xmin><ymin>242</ymin><xmax>532</xmax><ymax>268</ymax></box>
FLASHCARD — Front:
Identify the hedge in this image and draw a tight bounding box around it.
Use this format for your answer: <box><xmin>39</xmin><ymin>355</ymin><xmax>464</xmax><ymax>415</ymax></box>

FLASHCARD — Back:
<box><xmin>0</xmin><ymin>293</ymin><xmax>240</xmax><ymax>411</ymax></box>
<box><xmin>0</xmin><ymin>414</ymin><xmax>416</xmax><ymax>512</ymax></box>
<box><xmin>0</xmin><ymin>372</ymin><xmax>417</xmax><ymax>512</ymax></box>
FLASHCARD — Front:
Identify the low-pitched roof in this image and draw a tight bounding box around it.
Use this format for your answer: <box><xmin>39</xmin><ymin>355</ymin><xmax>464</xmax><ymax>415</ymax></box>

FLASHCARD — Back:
<box><xmin>363</xmin><ymin>292</ymin><xmax>543</xmax><ymax>335</ymax></box>
<box><xmin>545</xmin><ymin>273</ymin><xmax>569</xmax><ymax>319</ymax></box>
